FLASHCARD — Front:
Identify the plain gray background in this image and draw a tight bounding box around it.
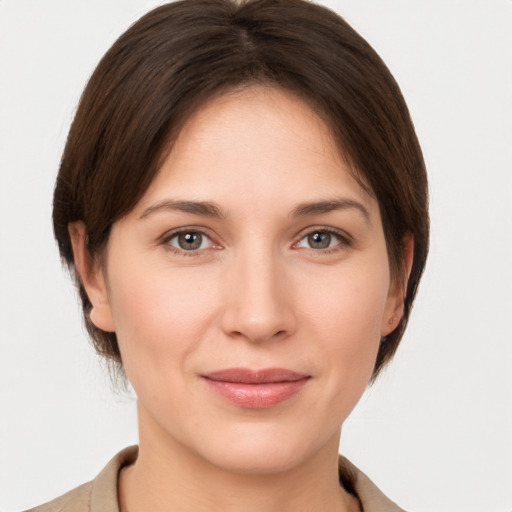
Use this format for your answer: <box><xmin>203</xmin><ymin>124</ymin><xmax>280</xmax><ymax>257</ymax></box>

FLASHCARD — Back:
<box><xmin>1</xmin><ymin>1</ymin><xmax>511</xmax><ymax>511</ymax></box>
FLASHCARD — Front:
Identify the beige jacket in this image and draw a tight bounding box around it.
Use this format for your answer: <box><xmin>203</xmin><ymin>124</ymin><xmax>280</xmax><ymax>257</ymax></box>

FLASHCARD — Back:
<box><xmin>27</xmin><ymin>446</ymin><xmax>405</xmax><ymax>512</ymax></box>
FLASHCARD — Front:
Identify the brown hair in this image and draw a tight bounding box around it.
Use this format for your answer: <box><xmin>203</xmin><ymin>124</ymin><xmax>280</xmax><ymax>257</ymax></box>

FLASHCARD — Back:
<box><xmin>53</xmin><ymin>0</ymin><xmax>429</xmax><ymax>380</ymax></box>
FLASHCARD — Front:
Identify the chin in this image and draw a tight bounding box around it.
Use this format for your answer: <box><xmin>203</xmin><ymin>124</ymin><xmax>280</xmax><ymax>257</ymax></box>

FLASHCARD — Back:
<box><xmin>195</xmin><ymin>422</ymin><xmax>329</xmax><ymax>475</ymax></box>
<box><xmin>208</xmin><ymin>445</ymin><xmax>303</xmax><ymax>475</ymax></box>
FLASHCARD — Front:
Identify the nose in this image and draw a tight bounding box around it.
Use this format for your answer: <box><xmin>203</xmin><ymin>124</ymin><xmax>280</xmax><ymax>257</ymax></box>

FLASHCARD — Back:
<box><xmin>221</xmin><ymin>245</ymin><xmax>296</xmax><ymax>344</ymax></box>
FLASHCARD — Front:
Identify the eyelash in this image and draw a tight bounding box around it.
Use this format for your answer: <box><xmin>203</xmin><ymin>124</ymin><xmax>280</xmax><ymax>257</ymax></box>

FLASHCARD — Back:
<box><xmin>161</xmin><ymin>228</ymin><xmax>220</xmax><ymax>257</ymax></box>
<box><xmin>294</xmin><ymin>227</ymin><xmax>352</xmax><ymax>255</ymax></box>
<box><xmin>160</xmin><ymin>227</ymin><xmax>352</xmax><ymax>257</ymax></box>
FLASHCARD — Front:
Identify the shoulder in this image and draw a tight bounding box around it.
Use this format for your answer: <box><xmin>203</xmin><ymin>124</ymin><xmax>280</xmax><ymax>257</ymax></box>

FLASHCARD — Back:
<box><xmin>25</xmin><ymin>482</ymin><xmax>93</xmax><ymax>512</ymax></box>
<box><xmin>25</xmin><ymin>446</ymin><xmax>138</xmax><ymax>512</ymax></box>
<box><xmin>339</xmin><ymin>456</ymin><xmax>408</xmax><ymax>512</ymax></box>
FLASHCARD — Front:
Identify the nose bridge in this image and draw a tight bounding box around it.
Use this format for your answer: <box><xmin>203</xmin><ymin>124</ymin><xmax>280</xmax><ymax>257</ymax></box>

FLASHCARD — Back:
<box><xmin>222</xmin><ymin>239</ymin><xmax>294</xmax><ymax>343</ymax></box>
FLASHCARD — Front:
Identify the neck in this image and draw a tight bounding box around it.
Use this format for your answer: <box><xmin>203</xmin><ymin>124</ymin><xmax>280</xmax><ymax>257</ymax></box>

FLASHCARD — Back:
<box><xmin>119</xmin><ymin>408</ymin><xmax>359</xmax><ymax>512</ymax></box>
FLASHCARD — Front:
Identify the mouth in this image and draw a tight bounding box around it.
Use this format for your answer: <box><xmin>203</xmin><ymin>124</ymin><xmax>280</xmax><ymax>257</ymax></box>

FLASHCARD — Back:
<box><xmin>201</xmin><ymin>368</ymin><xmax>311</xmax><ymax>409</ymax></box>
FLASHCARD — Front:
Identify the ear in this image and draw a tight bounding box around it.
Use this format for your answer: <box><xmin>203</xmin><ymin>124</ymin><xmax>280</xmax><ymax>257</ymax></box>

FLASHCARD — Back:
<box><xmin>69</xmin><ymin>222</ymin><xmax>115</xmax><ymax>332</ymax></box>
<box><xmin>381</xmin><ymin>234</ymin><xmax>414</xmax><ymax>336</ymax></box>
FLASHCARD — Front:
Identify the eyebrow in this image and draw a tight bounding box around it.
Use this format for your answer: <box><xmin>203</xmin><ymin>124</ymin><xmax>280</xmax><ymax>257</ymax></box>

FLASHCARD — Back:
<box><xmin>291</xmin><ymin>198</ymin><xmax>371</xmax><ymax>222</ymax></box>
<box><xmin>139</xmin><ymin>200</ymin><xmax>225</xmax><ymax>220</ymax></box>
<box><xmin>139</xmin><ymin>197</ymin><xmax>370</xmax><ymax>222</ymax></box>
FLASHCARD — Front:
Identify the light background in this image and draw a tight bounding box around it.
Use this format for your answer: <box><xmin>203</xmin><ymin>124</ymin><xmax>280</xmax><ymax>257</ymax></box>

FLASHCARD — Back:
<box><xmin>0</xmin><ymin>1</ymin><xmax>511</xmax><ymax>511</ymax></box>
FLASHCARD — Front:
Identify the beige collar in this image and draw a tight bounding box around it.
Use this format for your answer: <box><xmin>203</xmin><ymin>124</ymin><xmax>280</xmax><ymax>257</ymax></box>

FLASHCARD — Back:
<box><xmin>29</xmin><ymin>445</ymin><xmax>406</xmax><ymax>512</ymax></box>
<box><xmin>340</xmin><ymin>456</ymin><xmax>406</xmax><ymax>512</ymax></box>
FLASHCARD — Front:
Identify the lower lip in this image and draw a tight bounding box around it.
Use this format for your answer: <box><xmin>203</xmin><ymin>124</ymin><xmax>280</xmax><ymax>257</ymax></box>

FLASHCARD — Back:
<box><xmin>203</xmin><ymin>378</ymin><xmax>309</xmax><ymax>409</ymax></box>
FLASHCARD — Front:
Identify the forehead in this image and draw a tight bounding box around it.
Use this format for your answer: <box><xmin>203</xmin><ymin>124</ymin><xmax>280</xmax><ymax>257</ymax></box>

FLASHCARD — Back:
<box><xmin>134</xmin><ymin>86</ymin><xmax>375</xmax><ymax>218</ymax></box>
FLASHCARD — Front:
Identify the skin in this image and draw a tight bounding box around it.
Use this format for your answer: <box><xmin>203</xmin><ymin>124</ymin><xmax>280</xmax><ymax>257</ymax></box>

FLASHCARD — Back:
<box><xmin>71</xmin><ymin>86</ymin><xmax>411</xmax><ymax>512</ymax></box>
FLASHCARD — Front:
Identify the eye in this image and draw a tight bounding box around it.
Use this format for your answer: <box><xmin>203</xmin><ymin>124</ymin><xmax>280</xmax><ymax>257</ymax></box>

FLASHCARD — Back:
<box><xmin>296</xmin><ymin>229</ymin><xmax>347</xmax><ymax>251</ymax></box>
<box><xmin>166</xmin><ymin>230</ymin><xmax>213</xmax><ymax>252</ymax></box>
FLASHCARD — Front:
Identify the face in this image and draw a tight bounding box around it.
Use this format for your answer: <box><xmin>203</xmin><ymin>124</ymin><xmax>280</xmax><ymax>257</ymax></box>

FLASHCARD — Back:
<box><xmin>77</xmin><ymin>86</ymin><xmax>405</xmax><ymax>474</ymax></box>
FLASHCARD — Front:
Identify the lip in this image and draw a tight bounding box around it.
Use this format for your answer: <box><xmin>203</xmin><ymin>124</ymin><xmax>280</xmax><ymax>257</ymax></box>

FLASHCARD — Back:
<box><xmin>201</xmin><ymin>368</ymin><xmax>310</xmax><ymax>409</ymax></box>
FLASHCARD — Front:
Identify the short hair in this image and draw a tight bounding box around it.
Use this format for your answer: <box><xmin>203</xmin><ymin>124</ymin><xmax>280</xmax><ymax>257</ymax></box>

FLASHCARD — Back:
<box><xmin>53</xmin><ymin>0</ymin><xmax>429</xmax><ymax>379</ymax></box>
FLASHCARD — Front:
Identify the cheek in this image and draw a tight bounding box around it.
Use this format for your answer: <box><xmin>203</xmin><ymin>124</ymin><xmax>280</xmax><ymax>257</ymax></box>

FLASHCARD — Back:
<box><xmin>106</xmin><ymin>260</ymin><xmax>220</xmax><ymax>381</ymax></box>
<box><xmin>299</xmin><ymin>261</ymin><xmax>389</xmax><ymax>379</ymax></box>
<box><xmin>303</xmin><ymin>262</ymin><xmax>390</xmax><ymax>338</ymax></box>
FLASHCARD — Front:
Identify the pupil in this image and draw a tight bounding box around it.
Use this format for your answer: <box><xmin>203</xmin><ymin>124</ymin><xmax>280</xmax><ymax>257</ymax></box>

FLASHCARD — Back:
<box><xmin>309</xmin><ymin>232</ymin><xmax>331</xmax><ymax>249</ymax></box>
<box><xmin>179</xmin><ymin>232</ymin><xmax>202</xmax><ymax>250</ymax></box>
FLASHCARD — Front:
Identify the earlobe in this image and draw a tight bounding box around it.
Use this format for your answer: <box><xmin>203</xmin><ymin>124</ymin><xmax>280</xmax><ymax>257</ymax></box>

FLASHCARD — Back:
<box><xmin>381</xmin><ymin>234</ymin><xmax>414</xmax><ymax>336</ymax></box>
<box><xmin>68</xmin><ymin>222</ymin><xmax>115</xmax><ymax>333</ymax></box>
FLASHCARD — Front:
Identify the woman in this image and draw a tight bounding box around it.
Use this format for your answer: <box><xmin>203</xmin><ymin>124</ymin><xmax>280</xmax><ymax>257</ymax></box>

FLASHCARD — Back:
<box><xmin>29</xmin><ymin>0</ymin><xmax>428</xmax><ymax>510</ymax></box>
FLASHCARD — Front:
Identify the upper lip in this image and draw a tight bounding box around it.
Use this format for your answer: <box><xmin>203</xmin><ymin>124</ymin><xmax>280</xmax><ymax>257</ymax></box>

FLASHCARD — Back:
<box><xmin>202</xmin><ymin>368</ymin><xmax>310</xmax><ymax>384</ymax></box>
